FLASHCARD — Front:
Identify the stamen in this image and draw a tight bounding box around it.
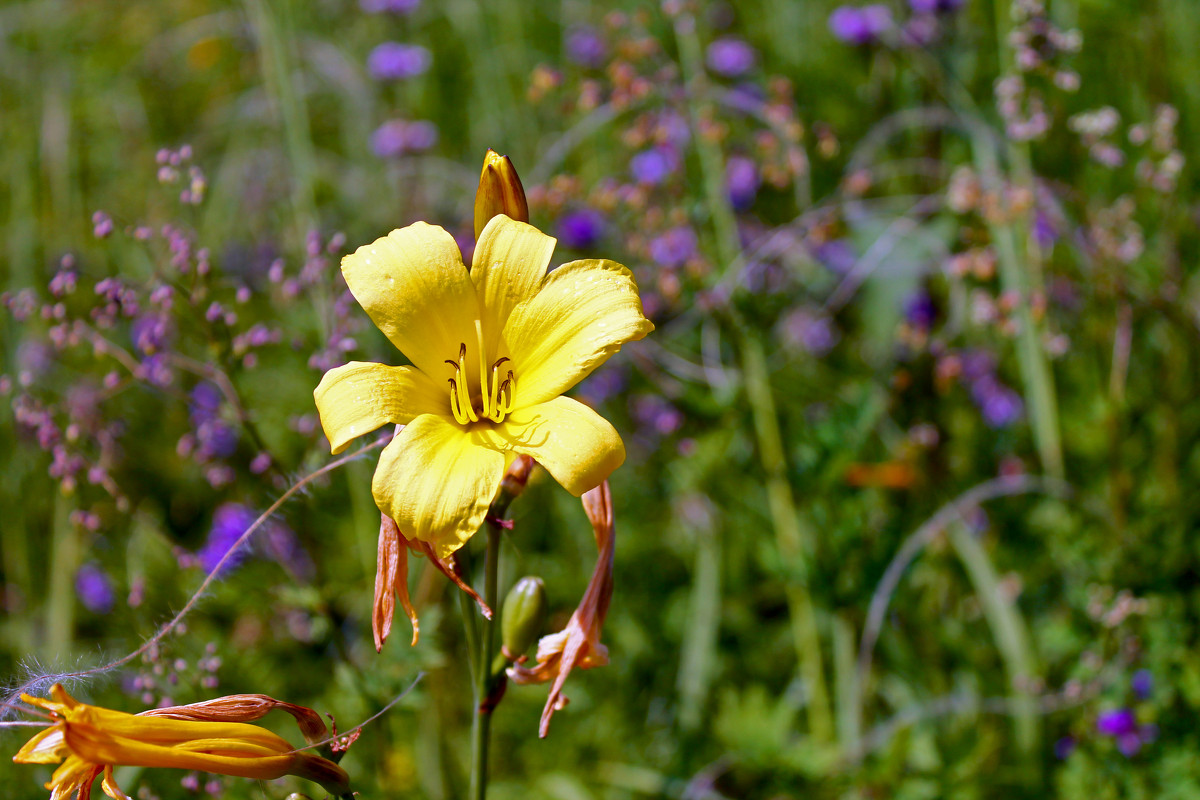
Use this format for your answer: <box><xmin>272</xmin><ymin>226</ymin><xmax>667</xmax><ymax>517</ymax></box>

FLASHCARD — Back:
<box><xmin>455</xmin><ymin>343</ymin><xmax>479</xmax><ymax>423</ymax></box>
<box><xmin>487</xmin><ymin>364</ymin><xmax>503</xmax><ymax>422</ymax></box>
<box><xmin>503</xmin><ymin>370</ymin><xmax>516</xmax><ymax>414</ymax></box>
<box><xmin>448</xmin><ymin>379</ymin><xmax>470</xmax><ymax>426</ymax></box>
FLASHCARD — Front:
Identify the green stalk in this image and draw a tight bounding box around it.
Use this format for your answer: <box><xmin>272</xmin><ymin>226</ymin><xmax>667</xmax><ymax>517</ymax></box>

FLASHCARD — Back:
<box><xmin>243</xmin><ymin>0</ymin><xmax>318</xmax><ymax>238</ymax></box>
<box><xmin>46</xmin><ymin>495</ymin><xmax>81</xmax><ymax>657</ymax></box>
<box><xmin>675</xmin><ymin>521</ymin><xmax>721</xmax><ymax>732</ymax></box>
<box><xmin>673</xmin><ymin>13</ymin><xmax>833</xmax><ymax>745</ymax></box>
<box><xmin>462</xmin><ymin>488</ymin><xmax>514</xmax><ymax>800</ymax></box>
<box><xmin>947</xmin><ymin>522</ymin><xmax>1038</xmax><ymax>754</ymax></box>
<box><xmin>741</xmin><ymin>336</ymin><xmax>833</xmax><ymax>745</ymax></box>
<box><xmin>978</xmin><ymin>0</ymin><xmax>1063</xmax><ymax>478</ymax></box>
<box><xmin>468</xmin><ymin>524</ymin><xmax>501</xmax><ymax>800</ymax></box>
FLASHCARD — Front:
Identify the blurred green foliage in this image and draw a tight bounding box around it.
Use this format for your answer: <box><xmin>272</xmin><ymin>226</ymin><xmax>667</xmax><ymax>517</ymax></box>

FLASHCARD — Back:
<box><xmin>2</xmin><ymin>0</ymin><xmax>1200</xmax><ymax>798</ymax></box>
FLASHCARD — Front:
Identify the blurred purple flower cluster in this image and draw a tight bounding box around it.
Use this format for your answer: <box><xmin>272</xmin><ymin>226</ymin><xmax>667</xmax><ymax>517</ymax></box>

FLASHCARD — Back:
<box><xmin>371</xmin><ymin>119</ymin><xmax>439</xmax><ymax>159</ymax></box>
<box><xmin>367</xmin><ymin>42</ymin><xmax>431</xmax><ymax>81</ymax></box>
<box><xmin>828</xmin><ymin>5</ymin><xmax>893</xmax><ymax>45</ymax></box>
<box><xmin>360</xmin><ymin>0</ymin><xmax>419</xmax><ymax>13</ymax></box>
<box><xmin>2</xmin><ymin>149</ymin><xmax>359</xmax><ymax>547</ymax></box>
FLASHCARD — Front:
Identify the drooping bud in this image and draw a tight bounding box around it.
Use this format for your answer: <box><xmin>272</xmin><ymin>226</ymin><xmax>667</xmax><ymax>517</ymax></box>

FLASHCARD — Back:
<box><xmin>500</xmin><ymin>454</ymin><xmax>536</xmax><ymax>498</ymax></box>
<box><xmin>501</xmin><ymin>576</ymin><xmax>547</xmax><ymax>661</ymax></box>
<box><xmin>474</xmin><ymin>149</ymin><xmax>529</xmax><ymax>240</ymax></box>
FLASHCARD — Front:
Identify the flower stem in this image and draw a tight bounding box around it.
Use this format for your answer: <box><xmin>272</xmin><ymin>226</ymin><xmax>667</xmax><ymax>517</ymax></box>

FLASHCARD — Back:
<box><xmin>466</xmin><ymin>493</ymin><xmax>513</xmax><ymax>800</ymax></box>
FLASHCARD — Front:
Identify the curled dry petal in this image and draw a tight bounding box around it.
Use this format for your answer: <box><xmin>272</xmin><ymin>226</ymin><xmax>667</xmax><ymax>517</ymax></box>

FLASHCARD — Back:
<box><xmin>373</xmin><ymin>512</ymin><xmax>419</xmax><ymax>650</ymax></box>
<box><xmin>142</xmin><ymin>694</ymin><xmax>328</xmax><ymax>746</ymax></box>
<box><xmin>372</xmin><ymin>512</ymin><xmax>494</xmax><ymax>652</ymax></box>
<box><xmin>508</xmin><ymin>480</ymin><xmax>615</xmax><ymax>737</ymax></box>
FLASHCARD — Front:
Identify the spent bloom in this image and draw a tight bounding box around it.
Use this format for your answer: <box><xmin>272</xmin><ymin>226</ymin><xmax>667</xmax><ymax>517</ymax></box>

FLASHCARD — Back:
<box><xmin>14</xmin><ymin>684</ymin><xmax>349</xmax><ymax>799</ymax></box>
<box><xmin>314</xmin><ymin>151</ymin><xmax>653</xmax><ymax>559</ymax></box>
<box><xmin>509</xmin><ymin>481</ymin><xmax>616</xmax><ymax>737</ymax></box>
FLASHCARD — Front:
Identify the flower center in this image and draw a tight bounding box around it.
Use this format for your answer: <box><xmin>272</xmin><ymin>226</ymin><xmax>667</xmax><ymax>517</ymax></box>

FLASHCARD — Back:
<box><xmin>446</xmin><ymin>321</ymin><xmax>516</xmax><ymax>425</ymax></box>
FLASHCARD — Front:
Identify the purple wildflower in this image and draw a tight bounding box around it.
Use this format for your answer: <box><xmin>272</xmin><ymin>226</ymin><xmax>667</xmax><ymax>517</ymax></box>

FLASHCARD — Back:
<box><xmin>557</xmin><ymin>209</ymin><xmax>607</xmax><ymax>250</ymax></box>
<box><xmin>131</xmin><ymin>313</ymin><xmax>172</xmax><ymax>355</ymax></box>
<box><xmin>726</xmin><ymin>155</ymin><xmax>760</xmax><ymax>210</ymax></box>
<box><xmin>815</xmin><ymin>239</ymin><xmax>857</xmax><ymax>274</ymax></box>
<box><xmin>1053</xmin><ymin>736</ymin><xmax>1076</xmax><ymax>760</ymax></box>
<box><xmin>360</xmin><ymin>0</ymin><xmax>420</xmax><ymax>12</ymax></box>
<box><xmin>649</xmin><ymin>226</ymin><xmax>699</xmax><ymax>268</ymax></box>
<box><xmin>706</xmin><ymin>37</ymin><xmax>757</xmax><ymax>77</ymax></box>
<box><xmin>1096</xmin><ymin>708</ymin><xmax>1137</xmax><ymax>738</ymax></box>
<box><xmin>632</xmin><ymin>396</ymin><xmax>684</xmax><ymax>436</ymax></box>
<box><xmin>190</xmin><ymin>382</ymin><xmax>222</xmax><ymax>425</ymax></box>
<box><xmin>566</xmin><ymin>26</ymin><xmax>608</xmax><ymax>68</ymax></box>
<box><xmin>630</xmin><ymin>147</ymin><xmax>678</xmax><ymax>185</ymax></box>
<box><xmin>367</xmin><ymin>42</ymin><xmax>431</xmax><ymax>80</ymax></box>
<box><xmin>198</xmin><ymin>504</ymin><xmax>257</xmax><ymax>576</ymax></box>
<box><xmin>779</xmin><ymin>308</ymin><xmax>839</xmax><ymax>356</ymax></box>
<box><xmin>1116</xmin><ymin>732</ymin><xmax>1142</xmax><ymax>757</ymax></box>
<box><xmin>1131</xmin><ymin>669</ymin><xmax>1153</xmax><ymax>699</ymax></box>
<box><xmin>972</xmin><ymin>376</ymin><xmax>1024</xmax><ymax>428</ymax></box>
<box><xmin>904</xmin><ymin>290</ymin><xmax>937</xmax><ymax>330</ymax></box>
<box><xmin>577</xmin><ymin>369</ymin><xmax>627</xmax><ymax>406</ymax></box>
<box><xmin>909</xmin><ymin>0</ymin><xmax>965</xmax><ymax>12</ymax></box>
<box><xmin>1033</xmin><ymin>210</ymin><xmax>1058</xmax><ymax>248</ymax></box>
<box><xmin>829</xmin><ymin>4</ymin><xmax>893</xmax><ymax>45</ymax></box>
<box><xmin>371</xmin><ymin>120</ymin><xmax>439</xmax><ymax>158</ymax></box>
<box><xmin>75</xmin><ymin>563</ymin><xmax>115</xmax><ymax>614</ymax></box>
<box><xmin>139</xmin><ymin>354</ymin><xmax>174</xmax><ymax>387</ymax></box>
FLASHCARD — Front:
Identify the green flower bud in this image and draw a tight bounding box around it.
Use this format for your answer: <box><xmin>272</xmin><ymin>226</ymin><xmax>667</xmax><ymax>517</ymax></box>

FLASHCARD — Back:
<box><xmin>501</xmin><ymin>576</ymin><xmax>547</xmax><ymax>661</ymax></box>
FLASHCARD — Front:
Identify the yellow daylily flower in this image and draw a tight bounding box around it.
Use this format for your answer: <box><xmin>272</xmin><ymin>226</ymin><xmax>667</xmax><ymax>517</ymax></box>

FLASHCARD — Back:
<box><xmin>14</xmin><ymin>684</ymin><xmax>349</xmax><ymax>800</ymax></box>
<box><xmin>314</xmin><ymin>213</ymin><xmax>653</xmax><ymax>558</ymax></box>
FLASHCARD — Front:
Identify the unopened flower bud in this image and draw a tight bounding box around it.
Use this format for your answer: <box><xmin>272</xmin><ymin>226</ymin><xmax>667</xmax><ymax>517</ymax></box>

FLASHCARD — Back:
<box><xmin>501</xmin><ymin>576</ymin><xmax>547</xmax><ymax>661</ymax></box>
<box><xmin>474</xmin><ymin>149</ymin><xmax>529</xmax><ymax>240</ymax></box>
<box><xmin>500</xmin><ymin>454</ymin><xmax>535</xmax><ymax>498</ymax></box>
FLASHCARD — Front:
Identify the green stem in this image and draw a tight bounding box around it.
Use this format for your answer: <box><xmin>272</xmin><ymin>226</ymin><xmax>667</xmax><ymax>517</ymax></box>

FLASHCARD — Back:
<box><xmin>464</xmin><ymin>490</ymin><xmax>512</xmax><ymax>800</ymax></box>
<box><xmin>468</xmin><ymin>524</ymin><xmax>501</xmax><ymax>800</ymax></box>
<box><xmin>741</xmin><ymin>334</ymin><xmax>834</xmax><ymax>745</ymax></box>
<box><xmin>947</xmin><ymin>522</ymin><xmax>1039</xmax><ymax>755</ymax></box>
<box><xmin>980</xmin><ymin>0</ymin><xmax>1063</xmax><ymax>479</ymax></box>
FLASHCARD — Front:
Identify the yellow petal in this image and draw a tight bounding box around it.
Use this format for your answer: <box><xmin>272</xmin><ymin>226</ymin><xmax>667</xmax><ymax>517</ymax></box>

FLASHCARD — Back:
<box><xmin>341</xmin><ymin>222</ymin><xmax>481</xmax><ymax>378</ymax></box>
<box><xmin>472</xmin><ymin>215</ymin><xmax>557</xmax><ymax>355</ymax></box>
<box><xmin>498</xmin><ymin>397</ymin><xmax>625</xmax><ymax>496</ymax></box>
<box><xmin>48</xmin><ymin>759</ymin><xmax>100</xmax><ymax>800</ymax></box>
<box><xmin>14</xmin><ymin>726</ymin><xmax>66</xmax><ymax>764</ymax></box>
<box><xmin>100</xmin><ymin>766</ymin><xmax>132</xmax><ymax>800</ymax></box>
<box><xmin>69</xmin><ymin>706</ymin><xmax>291</xmax><ymax>751</ymax></box>
<box><xmin>314</xmin><ymin>361</ymin><xmax>446</xmax><ymax>453</ymax></box>
<box><xmin>63</xmin><ymin>724</ymin><xmax>295</xmax><ymax>781</ymax></box>
<box><xmin>504</xmin><ymin>259</ymin><xmax>654</xmax><ymax>407</ymax></box>
<box><xmin>371</xmin><ymin>414</ymin><xmax>506</xmax><ymax>559</ymax></box>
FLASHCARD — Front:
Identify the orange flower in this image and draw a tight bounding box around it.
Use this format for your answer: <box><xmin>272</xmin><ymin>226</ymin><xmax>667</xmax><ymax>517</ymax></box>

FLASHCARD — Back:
<box><xmin>14</xmin><ymin>685</ymin><xmax>349</xmax><ymax>800</ymax></box>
